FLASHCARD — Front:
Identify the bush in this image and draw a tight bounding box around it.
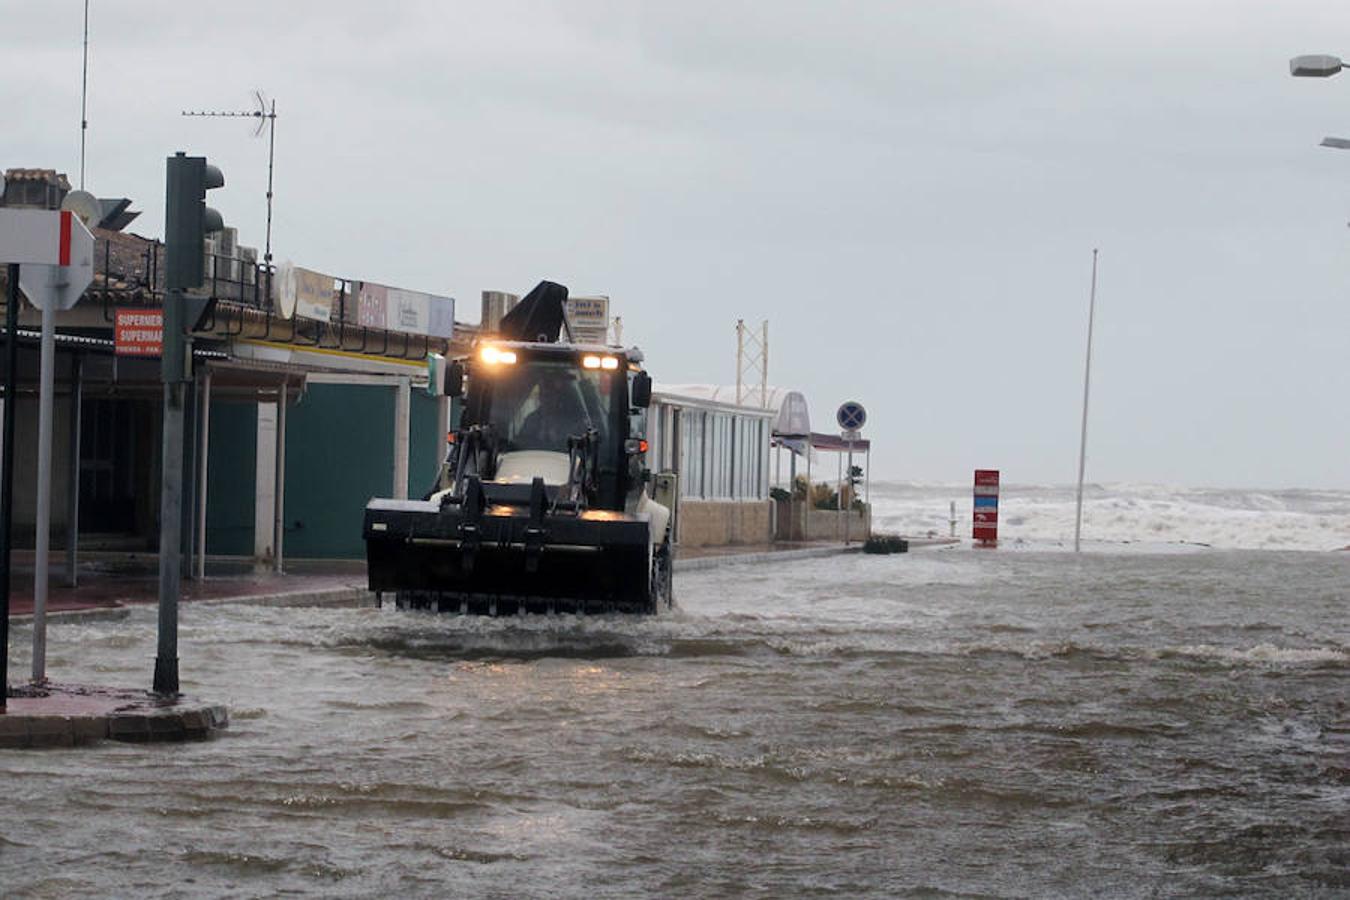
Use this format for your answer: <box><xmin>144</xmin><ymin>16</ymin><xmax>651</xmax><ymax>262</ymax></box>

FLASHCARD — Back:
<box><xmin>862</xmin><ymin>533</ymin><xmax>908</xmax><ymax>554</ymax></box>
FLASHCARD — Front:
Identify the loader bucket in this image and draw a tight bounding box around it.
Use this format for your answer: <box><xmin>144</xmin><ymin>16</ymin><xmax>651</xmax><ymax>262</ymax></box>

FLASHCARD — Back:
<box><xmin>364</xmin><ymin>498</ymin><xmax>655</xmax><ymax>614</ymax></box>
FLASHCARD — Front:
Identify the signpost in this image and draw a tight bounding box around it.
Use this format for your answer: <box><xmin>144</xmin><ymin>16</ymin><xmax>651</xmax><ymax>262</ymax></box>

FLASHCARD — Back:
<box><xmin>836</xmin><ymin>401</ymin><xmax>866</xmax><ymax>545</ymax></box>
<box><xmin>0</xmin><ymin>208</ymin><xmax>95</xmax><ymax>698</ymax></box>
<box><xmin>973</xmin><ymin>469</ymin><xmax>1000</xmax><ymax>546</ymax></box>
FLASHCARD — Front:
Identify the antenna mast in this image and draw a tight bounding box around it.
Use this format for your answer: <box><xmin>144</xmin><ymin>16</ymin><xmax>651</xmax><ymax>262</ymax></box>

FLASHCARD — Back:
<box><xmin>182</xmin><ymin>92</ymin><xmax>278</xmax><ymax>267</ymax></box>
<box><xmin>735</xmin><ymin>319</ymin><xmax>769</xmax><ymax>407</ymax></box>
<box><xmin>79</xmin><ymin>0</ymin><xmax>90</xmax><ymax>189</ymax></box>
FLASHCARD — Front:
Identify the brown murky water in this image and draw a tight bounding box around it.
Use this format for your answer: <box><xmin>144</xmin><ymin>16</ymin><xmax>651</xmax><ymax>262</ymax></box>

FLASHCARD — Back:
<box><xmin>2</xmin><ymin>546</ymin><xmax>1347</xmax><ymax>897</ymax></box>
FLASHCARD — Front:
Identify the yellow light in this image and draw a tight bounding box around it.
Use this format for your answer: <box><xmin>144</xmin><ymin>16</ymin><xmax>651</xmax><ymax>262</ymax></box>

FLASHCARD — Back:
<box><xmin>600</xmin><ymin>356</ymin><xmax>619</xmax><ymax>370</ymax></box>
<box><xmin>480</xmin><ymin>346</ymin><xmax>517</xmax><ymax>365</ymax></box>
<box><xmin>499</xmin><ymin>350</ymin><xmax>517</xmax><ymax>364</ymax></box>
<box><xmin>582</xmin><ymin>355</ymin><xmax>602</xmax><ymax>369</ymax></box>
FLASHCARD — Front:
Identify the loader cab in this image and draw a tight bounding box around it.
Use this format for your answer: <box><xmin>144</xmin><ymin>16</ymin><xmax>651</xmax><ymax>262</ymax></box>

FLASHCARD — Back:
<box><xmin>462</xmin><ymin>342</ymin><xmax>650</xmax><ymax>510</ymax></box>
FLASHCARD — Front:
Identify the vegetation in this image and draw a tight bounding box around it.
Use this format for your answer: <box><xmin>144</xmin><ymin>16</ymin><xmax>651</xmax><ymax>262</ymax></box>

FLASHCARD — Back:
<box><xmin>862</xmin><ymin>533</ymin><xmax>908</xmax><ymax>554</ymax></box>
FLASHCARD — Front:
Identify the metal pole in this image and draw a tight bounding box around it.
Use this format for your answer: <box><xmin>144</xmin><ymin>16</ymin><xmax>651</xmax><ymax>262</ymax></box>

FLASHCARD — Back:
<box><xmin>154</xmin><ymin>377</ymin><xmax>184</xmax><ymax>695</ymax></box>
<box><xmin>836</xmin><ymin>448</ymin><xmax>843</xmax><ymax>542</ymax></box>
<box><xmin>1074</xmin><ymin>249</ymin><xmax>1099</xmax><ymax>554</ymax></box>
<box><xmin>264</xmin><ymin>99</ymin><xmax>276</xmax><ymax>269</ymax></box>
<box><xmin>735</xmin><ymin>320</ymin><xmax>744</xmax><ymax>405</ymax></box>
<box><xmin>272</xmin><ymin>382</ymin><xmax>286</xmax><ymax>574</ymax></box>
<box><xmin>844</xmin><ymin>441</ymin><xmax>853</xmax><ymax>546</ymax></box>
<box><xmin>195</xmin><ymin>370</ymin><xmax>211</xmax><ymax>580</ymax></box>
<box><xmin>394</xmin><ymin>377</ymin><xmax>410</xmax><ymax>499</ymax></box>
<box><xmin>804</xmin><ymin>444</ymin><xmax>811</xmax><ymax>541</ymax></box>
<box><xmin>65</xmin><ymin>354</ymin><xmax>82</xmax><ymax>587</ymax></box>
<box><xmin>1</xmin><ymin>266</ymin><xmax>21</xmax><ymax>711</ymax></box>
<box><xmin>31</xmin><ymin>303</ymin><xmax>57</xmax><ymax>683</ymax></box>
<box><xmin>181</xmin><ymin>375</ymin><xmax>196</xmax><ymax>580</ymax></box>
<box><xmin>79</xmin><ymin>0</ymin><xmax>90</xmax><ymax>190</ymax></box>
<box><xmin>760</xmin><ymin>321</ymin><xmax>768</xmax><ymax>409</ymax></box>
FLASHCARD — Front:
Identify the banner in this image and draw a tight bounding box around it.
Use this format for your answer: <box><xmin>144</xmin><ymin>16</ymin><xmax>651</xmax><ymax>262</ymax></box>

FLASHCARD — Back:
<box><xmin>357</xmin><ymin>282</ymin><xmax>387</xmax><ymax>328</ymax></box>
<box><xmin>275</xmin><ymin>262</ymin><xmax>335</xmax><ymax>322</ymax></box>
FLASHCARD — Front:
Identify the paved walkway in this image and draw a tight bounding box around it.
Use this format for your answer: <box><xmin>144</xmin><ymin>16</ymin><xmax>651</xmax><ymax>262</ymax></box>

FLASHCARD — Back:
<box><xmin>5</xmin><ymin>554</ymin><xmax>371</xmax><ymax>620</ymax></box>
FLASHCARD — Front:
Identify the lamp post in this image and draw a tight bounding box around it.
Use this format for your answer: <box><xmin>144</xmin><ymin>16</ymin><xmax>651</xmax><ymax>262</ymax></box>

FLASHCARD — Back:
<box><xmin>1291</xmin><ymin>55</ymin><xmax>1350</xmax><ymax>223</ymax></box>
<box><xmin>1290</xmin><ymin>54</ymin><xmax>1343</xmax><ymax>78</ymax></box>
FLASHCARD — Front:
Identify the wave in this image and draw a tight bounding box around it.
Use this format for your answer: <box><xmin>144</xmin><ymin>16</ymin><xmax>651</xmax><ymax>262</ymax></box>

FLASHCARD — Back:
<box><xmin>867</xmin><ymin>481</ymin><xmax>1350</xmax><ymax>551</ymax></box>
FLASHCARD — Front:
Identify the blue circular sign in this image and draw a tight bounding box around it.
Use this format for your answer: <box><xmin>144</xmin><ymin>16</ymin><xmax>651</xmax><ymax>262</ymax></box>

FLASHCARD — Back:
<box><xmin>837</xmin><ymin>401</ymin><xmax>867</xmax><ymax>430</ymax></box>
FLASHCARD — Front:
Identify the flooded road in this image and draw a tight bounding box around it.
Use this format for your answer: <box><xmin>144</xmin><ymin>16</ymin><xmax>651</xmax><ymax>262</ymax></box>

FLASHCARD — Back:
<box><xmin>2</xmin><ymin>546</ymin><xmax>1347</xmax><ymax>897</ymax></box>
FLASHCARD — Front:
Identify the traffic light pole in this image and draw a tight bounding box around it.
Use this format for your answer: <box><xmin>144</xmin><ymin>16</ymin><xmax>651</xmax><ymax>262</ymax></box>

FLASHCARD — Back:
<box><xmin>155</xmin><ymin>153</ymin><xmax>224</xmax><ymax>696</ymax></box>
<box><xmin>154</xmin><ymin>285</ymin><xmax>185</xmax><ymax>696</ymax></box>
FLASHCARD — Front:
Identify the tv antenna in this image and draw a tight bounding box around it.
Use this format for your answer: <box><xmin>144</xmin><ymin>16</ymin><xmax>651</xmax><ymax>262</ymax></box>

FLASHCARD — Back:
<box><xmin>182</xmin><ymin>91</ymin><xmax>278</xmax><ymax>267</ymax></box>
<box><xmin>79</xmin><ymin>0</ymin><xmax>91</xmax><ymax>189</ymax></box>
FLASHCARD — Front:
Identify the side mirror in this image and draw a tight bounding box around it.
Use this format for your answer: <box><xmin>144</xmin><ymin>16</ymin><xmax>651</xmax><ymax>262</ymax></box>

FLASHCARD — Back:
<box><xmin>631</xmin><ymin>370</ymin><xmax>652</xmax><ymax>408</ymax></box>
<box><xmin>446</xmin><ymin>360</ymin><xmax>465</xmax><ymax>398</ymax></box>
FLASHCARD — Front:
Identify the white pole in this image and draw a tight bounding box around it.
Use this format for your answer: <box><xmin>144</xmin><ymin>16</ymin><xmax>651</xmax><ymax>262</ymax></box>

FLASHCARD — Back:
<box><xmin>195</xmin><ymin>371</ymin><xmax>211</xmax><ymax>579</ymax></box>
<box><xmin>32</xmin><ymin>304</ymin><xmax>57</xmax><ymax>682</ymax></box>
<box><xmin>273</xmin><ymin>383</ymin><xmax>287</xmax><ymax>574</ymax></box>
<box><xmin>836</xmin><ymin>447</ymin><xmax>843</xmax><ymax>542</ymax></box>
<box><xmin>844</xmin><ymin>440</ymin><xmax>853</xmax><ymax>546</ymax></box>
<box><xmin>1074</xmin><ymin>249</ymin><xmax>1099</xmax><ymax>553</ymax></box>
<box><xmin>394</xmin><ymin>377</ymin><xmax>411</xmax><ymax>499</ymax></box>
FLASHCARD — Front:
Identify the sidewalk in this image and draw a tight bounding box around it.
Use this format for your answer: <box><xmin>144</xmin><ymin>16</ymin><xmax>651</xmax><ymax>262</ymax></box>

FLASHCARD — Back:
<box><xmin>6</xmin><ymin>537</ymin><xmax>958</xmax><ymax>621</ymax></box>
<box><xmin>5</xmin><ymin>553</ymin><xmax>371</xmax><ymax>621</ymax></box>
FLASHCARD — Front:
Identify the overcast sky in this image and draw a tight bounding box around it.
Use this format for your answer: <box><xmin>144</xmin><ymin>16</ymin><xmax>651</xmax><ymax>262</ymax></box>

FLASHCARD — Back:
<box><xmin>7</xmin><ymin>1</ymin><xmax>1348</xmax><ymax>488</ymax></box>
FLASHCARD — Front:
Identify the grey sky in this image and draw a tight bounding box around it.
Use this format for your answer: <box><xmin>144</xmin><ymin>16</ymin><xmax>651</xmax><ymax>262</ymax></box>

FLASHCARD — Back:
<box><xmin>6</xmin><ymin>1</ymin><xmax>1348</xmax><ymax>488</ymax></box>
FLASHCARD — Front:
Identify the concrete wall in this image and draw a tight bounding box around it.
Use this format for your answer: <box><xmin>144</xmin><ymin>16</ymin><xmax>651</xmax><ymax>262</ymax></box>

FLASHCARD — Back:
<box><xmin>676</xmin><ymin>499</ymin><xmax>772</xmax><ymax>548</ymax></box>
<box><xmin>772</xmin><ymin>499</ymin><xmax>871</xmax><ymax>542</ymax></box>
<box><xmin>804</xmin><ymin>505</ymin><xmax>871</xmax><ymax>542</ymax></box>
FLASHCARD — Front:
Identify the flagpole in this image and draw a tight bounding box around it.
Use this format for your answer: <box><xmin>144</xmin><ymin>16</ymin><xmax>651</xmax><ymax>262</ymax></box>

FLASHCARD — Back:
<box><xmin>1074</xmin><ymin>249</ymin><xmax>1099</xmax><ymax>553</ymax></box>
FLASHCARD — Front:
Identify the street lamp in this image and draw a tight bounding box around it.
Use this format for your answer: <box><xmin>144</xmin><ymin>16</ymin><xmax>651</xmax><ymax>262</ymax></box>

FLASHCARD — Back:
<box><xmin>1290</xmin><ymin>54</ymin><xmax>1343</xmax><ymax>77</ymax></box>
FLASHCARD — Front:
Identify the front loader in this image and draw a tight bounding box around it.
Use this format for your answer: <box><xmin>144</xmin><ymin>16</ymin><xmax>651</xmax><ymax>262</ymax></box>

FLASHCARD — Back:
<box><xmin>363</xmin><ymin>281</ymin><xmax>674</xmax><ymax>614</ymax></box>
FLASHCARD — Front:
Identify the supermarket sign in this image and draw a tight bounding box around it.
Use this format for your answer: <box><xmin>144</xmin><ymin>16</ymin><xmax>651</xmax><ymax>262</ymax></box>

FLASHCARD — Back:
<box><xmin>114</xmin><ymin>308</ymin><xmax>163</xmax><ymax>357</ymax></box>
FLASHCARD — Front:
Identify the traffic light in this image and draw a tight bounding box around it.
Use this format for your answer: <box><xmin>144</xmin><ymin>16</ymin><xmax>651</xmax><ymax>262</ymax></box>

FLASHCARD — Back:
<box><xmin>163</xmin><ymin>152</ymin><xmax>224</xmax><ymax>382</ymax></box>
<box><xmin>165</xmin><ymin>152</ymin><xmax>224</xmax><ymax>291</ymax></box>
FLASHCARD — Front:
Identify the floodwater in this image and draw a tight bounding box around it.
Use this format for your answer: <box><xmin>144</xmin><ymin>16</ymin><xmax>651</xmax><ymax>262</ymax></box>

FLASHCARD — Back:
<box><xmin>2</xmin><ymin>546</ymin><xmax>1347</xmax><ymax>898</ymax></box>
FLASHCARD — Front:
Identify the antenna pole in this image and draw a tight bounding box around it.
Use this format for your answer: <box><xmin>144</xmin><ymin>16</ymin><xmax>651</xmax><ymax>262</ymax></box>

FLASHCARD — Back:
<box><xmin>761</xmin><ymin>320</ymin><xmax>768</xmax><ymax>409</ymax></box>
<box><xmin>263</xmin><ymin>99</ymin><xmax>276</xmax><ymax>267</ymax></box>
<box><xmin>182</xmin><ymin>95</ymin><xmax>278</xmax><ymax>274</ymax></box>
<box><xmin>79</xmin><ymin>0</ymin><xmax>90</xmax><ymax>189</ymax></box>
<box><xmin>1073</xmin><ymin>248</ymin><xmax>1099</xmax><ymax>553</ymax></box>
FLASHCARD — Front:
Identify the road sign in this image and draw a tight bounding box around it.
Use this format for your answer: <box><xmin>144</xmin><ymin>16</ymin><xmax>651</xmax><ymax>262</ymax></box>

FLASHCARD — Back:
<box><xmin>841</xmin><ymin>428</ymin><xmax>861</xmax><ymax>442</ymax></box>
<box><xmin>973</xmin><ymin>469</ymin><xmax>999</xmax><ymax>544</ymax></box>
<box><xmin>18</xmin><ymin>213</ymin><xmax>95</xmax><ymax>311</ymax></box>
<box><xmin>837</xmin><ymin>400</ymin><xmax>866</xmax><ymax>431</ymax></box>
<box><xmin>0</xmin><ymin>209</ymin><xmax>86</xmax><ymax>265</ymax></box>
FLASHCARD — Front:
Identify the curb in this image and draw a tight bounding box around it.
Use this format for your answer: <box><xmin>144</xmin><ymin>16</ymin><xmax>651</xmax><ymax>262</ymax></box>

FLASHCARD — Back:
<box><xmin>195</xmin><ymin>586</ymin><xmax>376</xmax><ymax>610</ymax></box>
<box><xmin>674</xmin><ymin>545</ymin><xmax>860</xmax><ymax>572</ymax></box>
<box><xmin>0</xmin><ymin>684</ymin><xmax>229</xmax><ymax>750</ymax></box>
<box><xmin>11</xmin><ymin>586</ymin><xmax>377</xmax><ymax>625</ymax></box>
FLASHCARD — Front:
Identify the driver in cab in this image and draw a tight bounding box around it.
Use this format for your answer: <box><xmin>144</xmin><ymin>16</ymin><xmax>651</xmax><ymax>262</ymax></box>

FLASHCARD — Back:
<box><xmin>514</xmin><ymin>367</ymin><xmax>593</xmax><ymax>451</ymax></box>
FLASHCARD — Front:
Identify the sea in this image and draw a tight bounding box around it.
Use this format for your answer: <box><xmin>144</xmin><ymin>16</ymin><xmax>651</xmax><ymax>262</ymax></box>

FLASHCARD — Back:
<box><xmin>1</xmin><ymin>482</ymin><xmax>1346</xmax><ymax>898</ymax></box>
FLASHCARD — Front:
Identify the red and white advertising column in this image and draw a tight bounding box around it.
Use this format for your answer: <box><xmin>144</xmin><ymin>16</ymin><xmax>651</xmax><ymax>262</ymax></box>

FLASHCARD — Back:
<box><xmin>973</xmin><ymin>469</ymin><xmax>1000</xmax><ymax>546</ymax></box>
